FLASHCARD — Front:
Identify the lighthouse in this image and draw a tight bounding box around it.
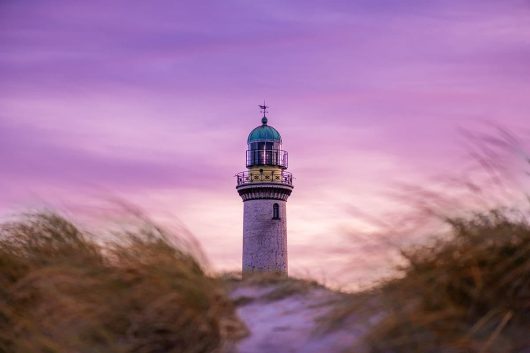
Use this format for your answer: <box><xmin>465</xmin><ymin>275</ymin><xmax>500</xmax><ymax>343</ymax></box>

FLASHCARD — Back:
<box><xmin>236</xmin><ymin>104</ymin><xmax>293</xmax><ymax>275</ymax></box>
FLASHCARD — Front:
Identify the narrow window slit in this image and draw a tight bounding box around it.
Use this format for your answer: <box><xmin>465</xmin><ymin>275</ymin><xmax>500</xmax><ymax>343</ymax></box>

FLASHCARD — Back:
<box><xmin>273</xmin><ymin>203</ymin><xmax>280</xmax><ymax>220</ymax></box>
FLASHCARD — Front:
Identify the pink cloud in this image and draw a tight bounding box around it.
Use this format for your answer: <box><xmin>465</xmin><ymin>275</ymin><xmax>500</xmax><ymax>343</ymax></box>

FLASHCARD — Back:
<box><xmin>1</xmin><ymin>0</ymin><xmax>529</xmax><ymax>286</ymax></box>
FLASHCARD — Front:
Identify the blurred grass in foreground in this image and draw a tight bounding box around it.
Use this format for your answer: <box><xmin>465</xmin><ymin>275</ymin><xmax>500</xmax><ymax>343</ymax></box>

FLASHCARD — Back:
<box><xmin>1</xmin><ymin>209</ymin><xmax>529</xmax><ymax>353</ymax></box>
<box><xmin>332</xmin><ymin>210</ymin><xmax>530</xmax><ymax>353</ymax></box>
<box><xmin>0</xmin><ymin>212</ymin><xmax>247</xmax><ymax>353</ymax></box>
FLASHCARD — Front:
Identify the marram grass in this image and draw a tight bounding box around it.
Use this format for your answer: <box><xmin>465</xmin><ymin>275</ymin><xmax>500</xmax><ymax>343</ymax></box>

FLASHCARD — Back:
<box><xmin>334</xmin><ymin>210</ymin><xmax>530</xmax><ymax>353</ymax></box>
<box><xmin>0</xmin><ymin>212</ymin><xmax>247</xmax><ymax>353</ymax></box>
<box><xmin>1</xmin><ymin>210</ymin><xmax>529</xmax><ymax>353</ymax></box>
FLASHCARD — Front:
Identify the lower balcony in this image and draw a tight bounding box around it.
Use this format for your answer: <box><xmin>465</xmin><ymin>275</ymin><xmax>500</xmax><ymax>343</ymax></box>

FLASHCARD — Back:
<box><xmin>236</xmin><ymin>171</ymin><xmax>293</xmax><ymax>186</ymax></box>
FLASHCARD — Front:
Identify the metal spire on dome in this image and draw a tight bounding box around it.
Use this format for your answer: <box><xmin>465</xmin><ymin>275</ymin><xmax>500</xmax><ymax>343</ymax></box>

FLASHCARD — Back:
<box><xmin>259</xmin><ymin>101</ymin><xmax>269</xmax><ymax>125</ymax></box>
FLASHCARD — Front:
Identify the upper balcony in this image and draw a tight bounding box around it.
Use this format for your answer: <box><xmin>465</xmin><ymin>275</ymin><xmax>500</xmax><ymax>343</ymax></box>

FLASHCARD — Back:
<box><xmin>246</xmin><ymin>149</ymin><xmax>288</xmax><ymax>168</ymax></box>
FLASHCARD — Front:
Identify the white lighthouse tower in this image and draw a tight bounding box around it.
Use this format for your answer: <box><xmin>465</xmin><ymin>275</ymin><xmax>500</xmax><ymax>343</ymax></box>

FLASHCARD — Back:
<box><xmin>236</xmin><ymin>104</ymin><xmax>293</xmax><ymax>275</ymax></box>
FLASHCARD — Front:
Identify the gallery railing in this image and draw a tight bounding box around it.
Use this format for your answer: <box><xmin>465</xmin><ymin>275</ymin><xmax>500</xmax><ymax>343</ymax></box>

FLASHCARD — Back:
<box><xmin>246</xmin><ymin>149</ymin><xmax>288</xmax><ymax>168</ymax></box>
<box><xmin>236</xmin><ymin>171</ymin><xmax>293</xmax><ymax>186</ymax></box>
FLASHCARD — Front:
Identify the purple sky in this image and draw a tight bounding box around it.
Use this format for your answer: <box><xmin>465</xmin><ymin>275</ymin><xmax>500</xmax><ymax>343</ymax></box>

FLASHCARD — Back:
<box><xmin>1</xmin><ymin>1</ymin><xmax>530</xmax><ymax>286</ymax></box>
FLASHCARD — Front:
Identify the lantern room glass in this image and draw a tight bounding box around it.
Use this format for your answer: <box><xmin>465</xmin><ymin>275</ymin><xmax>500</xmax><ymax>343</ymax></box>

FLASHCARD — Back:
<box><xmin>246</xmin><ymin>140</ymin><xmax>288</xmax><ymax>168</ymax></box>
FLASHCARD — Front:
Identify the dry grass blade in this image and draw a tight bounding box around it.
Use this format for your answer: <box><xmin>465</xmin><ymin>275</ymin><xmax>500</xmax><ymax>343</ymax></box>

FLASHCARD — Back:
<box><xmin>479</xmin><ymin>311</ymin><xmax>513</xmax><ymax>353</ymax></box>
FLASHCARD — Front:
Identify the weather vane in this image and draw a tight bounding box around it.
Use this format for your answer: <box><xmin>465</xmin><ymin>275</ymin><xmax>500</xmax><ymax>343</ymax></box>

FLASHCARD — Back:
<box><xmin>259</xmin><ymin>100</ymin><xmax>269</xmax><ymax>117</ymax></box>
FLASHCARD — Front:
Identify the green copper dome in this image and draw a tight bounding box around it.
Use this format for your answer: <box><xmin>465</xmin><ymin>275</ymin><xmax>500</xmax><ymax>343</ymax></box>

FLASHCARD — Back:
<box><xmin>247</xmin><ymin>117</ymin><xmax>282</xmax><ymax>144</ymax></box>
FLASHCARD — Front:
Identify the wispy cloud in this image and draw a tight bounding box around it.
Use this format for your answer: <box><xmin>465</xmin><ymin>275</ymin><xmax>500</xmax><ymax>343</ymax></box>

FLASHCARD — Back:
<box><xmin>1</xmin><ymin>0</ymin><xmax>529</xmax><ymax>284</ymax></box>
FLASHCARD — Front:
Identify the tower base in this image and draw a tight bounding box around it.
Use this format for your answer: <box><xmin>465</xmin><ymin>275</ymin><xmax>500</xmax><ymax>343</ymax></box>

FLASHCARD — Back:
<box><xmin>242</xmin><ymin>199</ymin><xmax>288</xmax><ymax>275</ymax></box>
<box><xmin>237</xmin><ymin>182</ymin><xmax>293</xmax><ymax>276</ymax></box>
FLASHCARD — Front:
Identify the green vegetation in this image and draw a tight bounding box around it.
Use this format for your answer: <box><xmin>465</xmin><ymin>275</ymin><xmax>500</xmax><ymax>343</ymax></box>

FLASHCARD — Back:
<box><xmin>0</xmin><ymin>213</ymin><xmax>247</xmax><ymax>353</ymax></box>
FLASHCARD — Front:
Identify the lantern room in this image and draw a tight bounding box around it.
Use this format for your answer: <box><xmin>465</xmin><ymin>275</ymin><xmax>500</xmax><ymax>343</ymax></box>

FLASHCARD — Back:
<box><xmin>246</xmin><ymin>116</ymin><xmax>288</xmax><ymax>169</ymax></box>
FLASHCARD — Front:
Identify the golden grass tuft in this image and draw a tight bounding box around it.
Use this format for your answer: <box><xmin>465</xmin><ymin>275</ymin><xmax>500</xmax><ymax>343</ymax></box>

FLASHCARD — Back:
<box><xmin>361</xmin><ymin>210</ymin><xmax>530</xmax><ymax>353</ymax></box>
<box><xmin>0</xmin><ymin>212</ymin><xmax>247</xmax><ymax>353</ymax></box>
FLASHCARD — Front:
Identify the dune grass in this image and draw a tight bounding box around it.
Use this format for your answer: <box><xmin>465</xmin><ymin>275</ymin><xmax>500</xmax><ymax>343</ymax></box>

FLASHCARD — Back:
<box><xmin>223</xmin><ymin>272</ymin><xmax>324</xmax><ymax>303</ymax></box>
<box><xmin>352</xmin><ymin>210</ymin><xmax>530</xmax><ymax>353</ymax></box>
<box><xmin>1</xmin><ymin>208</ymin><xmax>528</xmax><ymax>353</ymax></box>
<box><xmin>0</xmin><ymin>212</ymin><xmax>247</xmax><ymax>353</ymax></box>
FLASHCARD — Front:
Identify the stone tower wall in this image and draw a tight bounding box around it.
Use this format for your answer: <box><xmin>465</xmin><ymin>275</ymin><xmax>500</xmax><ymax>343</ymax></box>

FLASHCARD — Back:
<box><xmin>242</xmin><ymin>199</ymin><xmax>287</xmax><ymax>274</ymax></box>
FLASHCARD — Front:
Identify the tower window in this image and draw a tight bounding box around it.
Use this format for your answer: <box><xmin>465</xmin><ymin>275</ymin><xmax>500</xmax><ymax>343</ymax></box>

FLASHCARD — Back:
<box><xmin>273</xmin><ymin>203</ymin><xmax>280</xmax><ymax>220</ymax></box>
